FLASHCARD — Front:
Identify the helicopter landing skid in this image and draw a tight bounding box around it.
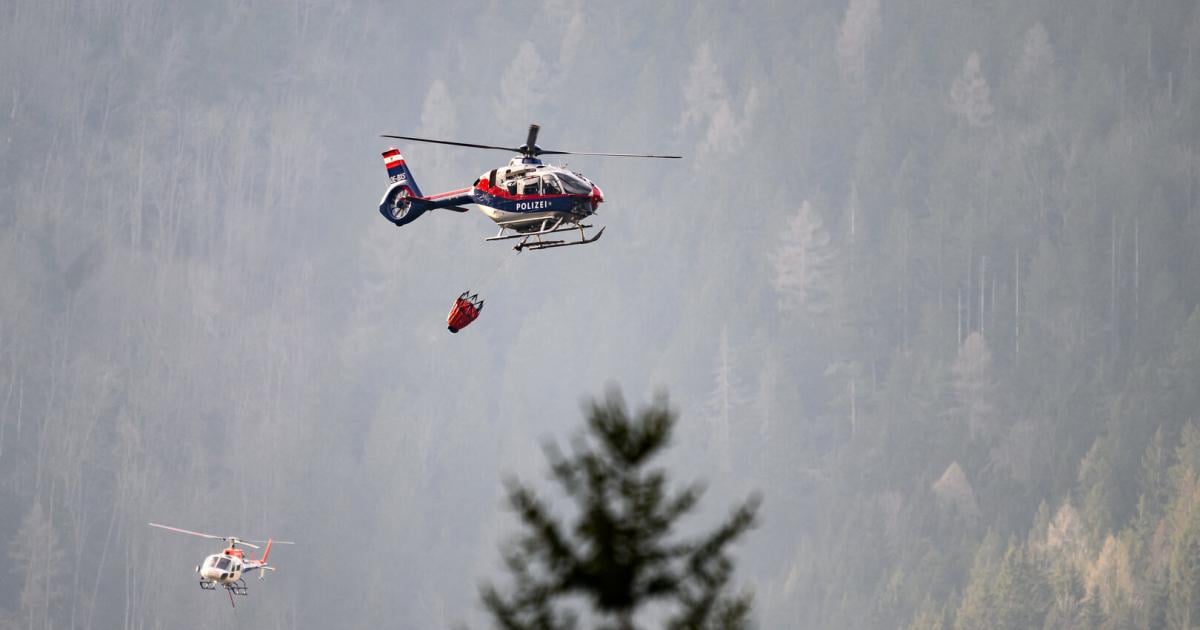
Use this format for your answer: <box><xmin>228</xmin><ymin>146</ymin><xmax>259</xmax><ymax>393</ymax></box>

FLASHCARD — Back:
<box><xmin>514</xmin><ymin>226</ymin><xmax>605</xmax><ymax>252</ymax></box>
<box><xmin>200</xmin><ymin>578</ymin><xmax>248</xmax><ymax>594</ymax></box>
<box><xmin>486</xmin><ymin>219</ymin><xmax>604</xmax><ymax>252</ymax></box>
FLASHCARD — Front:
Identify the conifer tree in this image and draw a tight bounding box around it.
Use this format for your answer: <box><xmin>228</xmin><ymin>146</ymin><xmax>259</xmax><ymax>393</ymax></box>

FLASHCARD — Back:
<box><xmin>952</xmin><ymin>332</ymin><xmax>999</xmax><ymax>442</ymax></box>
<box><xmin>1012</xmin><ymin>22</ymin><xmax>1057</xmax><ymax>119</ymax></box>
<box><xmin>771</xmin><ymin>200</ymin><xmax>837</xmax><ymax>319</ymax></box>
<box><xmin>1169</xmin><ymin>520</ymin><xmax>1200</xmax><ymax>629</ymax></box>
<box><xmin>480</xmin><ymin>389</ymin><xmax>760</xmax><ymax>630</ymax></box>
<box><xmin>948</xmin><ymin>52</ymin><xmax>994</xmax><ymax>128</ymax></box>
<box><xmin>10</xmin><ymin>501</ymin><xmax>65</xmax><ymax>630</ymax></box>
<box><xmin>836</xmin><ymin>0</ymin><xmax>881</xmax><ymax>94</ymax></box>
<box><xmin>704</xmin><ymin>327</ymin><xmax>746</xmax><ymax>473</ymax></box>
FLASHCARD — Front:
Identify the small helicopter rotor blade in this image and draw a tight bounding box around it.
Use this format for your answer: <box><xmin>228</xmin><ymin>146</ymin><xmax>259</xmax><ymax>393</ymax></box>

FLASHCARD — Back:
<box><xmin>537</xmin><ymin>150</ymin><xmax>683</xmax><ymax>159</ymax></box>
<box><xmin>525</xmin><ymin>124</ymin><xmax>540</xmax><ymax>151</ymax></box>
<box><xmin>148</xmin><ymin>523</ymin><xmax>226</xmax><ymax>541</ymax></box>
<box><xmin>380</xmin><ymin>134</ymin><xmax>519</xmax><ymax>153</ymax></box>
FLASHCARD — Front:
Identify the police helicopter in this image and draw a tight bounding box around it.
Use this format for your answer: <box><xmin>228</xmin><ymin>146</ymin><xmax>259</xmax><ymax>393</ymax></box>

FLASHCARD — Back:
<box><xmin>148</xmin><ymin>522</ymin><xmax>294</xmax><ymax>607</ymax></box>
<box><xmin>378</xmin><ymin>124</ymin><xmax>681</xmax><ymax>252</ymax></box>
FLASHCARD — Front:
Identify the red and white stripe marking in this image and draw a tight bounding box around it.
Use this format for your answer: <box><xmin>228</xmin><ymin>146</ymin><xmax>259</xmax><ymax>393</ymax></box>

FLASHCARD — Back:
<box><xmin>383</xmin><ymin>149</ymin><xmax>405</xmax><ymax>168</ymax></box>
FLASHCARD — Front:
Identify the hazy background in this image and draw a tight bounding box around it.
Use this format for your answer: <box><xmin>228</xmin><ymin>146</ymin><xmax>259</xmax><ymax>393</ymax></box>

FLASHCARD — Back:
<box><xmin>2</xmin><ymin>0</ymin><xmax>1199</xmax><ymax>628</ymax></box>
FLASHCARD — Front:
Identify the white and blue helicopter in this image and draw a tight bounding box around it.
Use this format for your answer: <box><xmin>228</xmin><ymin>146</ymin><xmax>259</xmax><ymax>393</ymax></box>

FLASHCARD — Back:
<box><xmin>378</xmin><ymin>124</ymin><xmax>681</xmax><ymax>252</ymax></box>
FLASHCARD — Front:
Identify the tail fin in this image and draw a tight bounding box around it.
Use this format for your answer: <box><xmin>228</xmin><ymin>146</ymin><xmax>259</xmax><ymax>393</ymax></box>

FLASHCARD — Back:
<box><xmin>260</xmin><ymin>539</ymin><xmax>274</xmax><ymax>565</ymax></box>
<box><xmin>381</xmin><ymin>148</ymin><xmax>423</xmax><ymax>197</ymax></box>
<box><xmin>379</xmin><ymin>148</ymin><xmax>433</xmax><ymax>227</ymax></box>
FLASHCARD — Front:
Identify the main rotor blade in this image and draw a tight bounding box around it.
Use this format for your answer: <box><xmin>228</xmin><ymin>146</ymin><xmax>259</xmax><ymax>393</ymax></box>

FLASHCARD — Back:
<box><xmin>231</xmin><ymin>539</ymin><xmax>260</xmax><ymax>549</ymax></box>
<box><xmin>380</xmin><ymin>134</ymin><xmax>519</xmax><ymax>153</ymax></box>
<box><xmin>525</xmin><ymin>124</ymin><xmax>540</xmax><ymax>150</ymax></box>
<box><xmin>149</xmin><ymin>523</ymin><xmax>225</xmax><ymax>540</ymax></box>
<box><xmin>538</xmin><ymin>150</ymin><xmax>683</xmax><ymax>159</ymax></box>
<box><xmin>241</xmin><ymin>539</ymin><xmax>296</xmax><ymax>545</ymax></box>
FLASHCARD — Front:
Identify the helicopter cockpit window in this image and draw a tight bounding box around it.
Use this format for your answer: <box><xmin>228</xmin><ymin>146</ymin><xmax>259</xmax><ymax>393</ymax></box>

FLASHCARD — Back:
<box><xmin>506</xmin><ymin>180</ymin><xmax>518</xmax><ymax>195</ymax></box>
<box><xmin>558</xmin><ymin>172</ymin><xmax>592</xmax><ymax>195</ymax></box>
<box><xmin>518</xmin><ymin>176</ymin><xmax>541</xmax><ymax>196</ymax></box>
<box><xmin>208</xmin><ymin>557</ymin><xmax>219</xmax><ymax>568</ymax></box>
<box><xmin>542</xmin><ymin>175</ymin><xmax>562</xmax><ymax>195</ymax></box>
<box><xmin>216</xmin><ymin>557</ymin><xmax>232</xmax><ymax>570</ymax></box>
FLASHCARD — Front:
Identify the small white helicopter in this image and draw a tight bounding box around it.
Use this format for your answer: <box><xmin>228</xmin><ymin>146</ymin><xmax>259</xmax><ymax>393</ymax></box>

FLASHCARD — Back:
<box><xmin>149</xmin><ymin>522</ymin><xmax>294</xmax><ymax>607</ymax></box>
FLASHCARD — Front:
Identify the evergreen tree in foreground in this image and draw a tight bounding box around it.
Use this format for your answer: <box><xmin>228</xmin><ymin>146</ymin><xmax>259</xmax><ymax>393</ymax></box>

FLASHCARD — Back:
<box><xmin>481</xmin><ymin>390</ymin><xmax>761</xmax><ymax>630</ymax></box>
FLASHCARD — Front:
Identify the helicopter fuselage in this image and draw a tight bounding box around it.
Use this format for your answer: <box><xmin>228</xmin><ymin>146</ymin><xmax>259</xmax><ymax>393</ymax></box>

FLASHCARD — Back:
<box><xmin>197</xmin><ymin>548</ymin><xmax>245</xmax><ymax>585</ymax></box>
<box><xmin>378</xmin><ymin>155</ymin><xmax>607</xmax><ymax>251</ymax></box>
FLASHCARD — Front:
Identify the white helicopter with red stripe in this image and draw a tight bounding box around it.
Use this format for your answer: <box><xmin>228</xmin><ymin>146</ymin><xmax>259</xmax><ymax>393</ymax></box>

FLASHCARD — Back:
<box><xmin>378</xmin><ymin>124</ymin><xmax>681</xmax><ymax>252</ymax></box>
<box><xmin>149</xmin><ymin>522</ymin><xmax>294</xmax><ymax>607</ymax></box>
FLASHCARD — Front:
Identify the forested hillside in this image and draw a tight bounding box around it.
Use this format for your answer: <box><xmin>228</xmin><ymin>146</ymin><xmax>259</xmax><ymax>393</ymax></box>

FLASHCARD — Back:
<box><xmin>1</xmin><ymin>0</ymin><xmax>1198</xmax><ymax>628</ymax></box>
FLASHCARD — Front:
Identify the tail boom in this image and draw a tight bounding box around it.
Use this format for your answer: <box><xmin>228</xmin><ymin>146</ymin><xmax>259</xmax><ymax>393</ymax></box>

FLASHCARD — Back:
<box><xmin>378</xmin><ymin>149</ymin><xmax>475</xmax><ymax>227</ymax></box>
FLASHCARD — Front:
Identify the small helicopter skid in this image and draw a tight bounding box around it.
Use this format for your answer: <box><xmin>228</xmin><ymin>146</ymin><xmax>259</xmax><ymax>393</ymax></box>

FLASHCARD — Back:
<box><xmin>486</xmin><ymin>217</ymin><xmax>605</xmax><ymax>252</ymax></box>
<box><xmin>199</xmin><ymin>578</ymin><xmax>248</xmax><ymax>596</ymax></box>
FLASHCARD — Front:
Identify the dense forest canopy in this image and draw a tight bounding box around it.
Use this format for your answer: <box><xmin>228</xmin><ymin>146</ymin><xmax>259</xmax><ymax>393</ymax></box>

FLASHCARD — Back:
<box><xmin>1</xmin><ymin>0</ymin><xmax>1198</xmax><ymax>628</ymax></box>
